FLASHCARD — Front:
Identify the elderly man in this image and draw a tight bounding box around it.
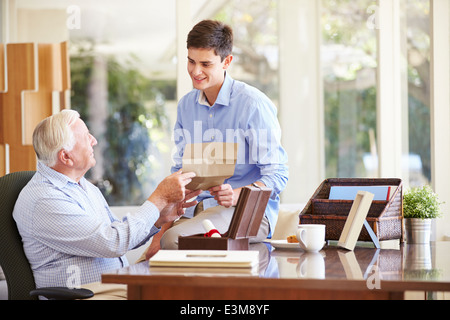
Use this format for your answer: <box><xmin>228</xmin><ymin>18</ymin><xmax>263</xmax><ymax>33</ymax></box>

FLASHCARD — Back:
<box><xmin>13</xmin><ymin>109</ymin><xmax>199</xmax><ymax>299</ymax></box>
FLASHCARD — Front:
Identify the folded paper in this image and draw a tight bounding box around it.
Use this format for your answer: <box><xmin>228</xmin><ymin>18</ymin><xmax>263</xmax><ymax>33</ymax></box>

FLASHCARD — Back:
<box><xmin>182</xmin><ymin>142</ymin><xmax>238</xmax><ymax>190</ymax></box>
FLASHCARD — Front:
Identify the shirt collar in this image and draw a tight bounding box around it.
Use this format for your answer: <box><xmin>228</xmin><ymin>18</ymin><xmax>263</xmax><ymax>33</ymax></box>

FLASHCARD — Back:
<box><xmin>198</xmin><ymin>72</ymin><xmax>233</xmax><ymax>107</ymax></box>
<box><xmin>37</xmin><ymin>161</ymin><xmax>83</xmax><ymax>189</ymax></box>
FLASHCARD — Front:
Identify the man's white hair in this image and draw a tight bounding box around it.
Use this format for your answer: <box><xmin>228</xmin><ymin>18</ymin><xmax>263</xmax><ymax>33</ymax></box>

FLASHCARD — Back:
<box><xmin>32</xmin><ymin>109</ymin><xmax>80</xmax><ymax>167</ymax></box>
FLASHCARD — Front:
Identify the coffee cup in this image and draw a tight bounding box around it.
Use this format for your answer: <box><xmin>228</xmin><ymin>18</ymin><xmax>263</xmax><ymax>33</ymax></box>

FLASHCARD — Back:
<box><xmin>296</xmin><ymin>224</ymin><xmax>326</xmax><ymax>252</ymax></box>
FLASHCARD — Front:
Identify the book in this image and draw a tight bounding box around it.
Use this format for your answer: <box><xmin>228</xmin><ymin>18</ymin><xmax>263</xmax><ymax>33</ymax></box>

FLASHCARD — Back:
<box><xmin>329</xmin><ymin>185</ymin><xmax>396</xmax><ymax>201</ymax></box>
<box><xmin>337</xmin><ymin>191</ymin><xmax>374</xmax><ymax>251</ymax></box>
<box><xmin>149</xmin><ymin>250</ymin><xmax>259</xmax><ymax>269</ymax></box>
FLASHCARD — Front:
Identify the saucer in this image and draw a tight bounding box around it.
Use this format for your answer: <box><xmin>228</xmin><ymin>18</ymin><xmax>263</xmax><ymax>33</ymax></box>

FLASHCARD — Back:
<box><xmin>265</xmin><ymin>239</ymin><xmax>302</xmax><ymax>250</ymax></box>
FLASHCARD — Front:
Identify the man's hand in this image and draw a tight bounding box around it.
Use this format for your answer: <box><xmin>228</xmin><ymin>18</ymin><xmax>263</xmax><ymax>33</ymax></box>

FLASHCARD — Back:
<box><xmin>209</xmin><ymin>184</ymin><xmax>240</xmax><ymax>208</ymax></box>
<box><xmin>148</xmin><ymin>170</ymin><xmax>196</xmax><ymax>212</ymax></box>
<box><xmin>155</xmin><ymin>188</ymin><xmax>202</xmax><ymax>227</ymax></box>
<box><xmin>148</xmin><ymin>188</ymin><xmax>201</xmax><ymax>258</ymax></box>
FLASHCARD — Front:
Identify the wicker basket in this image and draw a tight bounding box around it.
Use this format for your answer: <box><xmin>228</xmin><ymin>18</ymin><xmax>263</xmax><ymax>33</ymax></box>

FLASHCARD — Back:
<box><xmin>300</xmin><ymin>178</ymin><xmax>403</xmax><ymax>241</ymax></box>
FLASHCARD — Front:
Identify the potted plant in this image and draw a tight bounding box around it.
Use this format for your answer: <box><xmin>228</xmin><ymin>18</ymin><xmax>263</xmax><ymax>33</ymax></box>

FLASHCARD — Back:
<box><xmin>403</xmin><ymin>185</ymin><xmax>443</xmax><ymax>244</ymax></box>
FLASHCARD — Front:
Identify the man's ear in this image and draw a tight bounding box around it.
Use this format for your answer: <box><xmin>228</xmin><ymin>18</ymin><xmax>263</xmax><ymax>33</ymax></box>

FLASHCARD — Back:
<box><xmin>58</xmin><ymin>149</ymin><xmax>73</xmax><ymax>166</ymax></box>
<box><xmin>223</xmin><ymin>55</ymin><xmax>233</xmax><ymax>70</ymax></box>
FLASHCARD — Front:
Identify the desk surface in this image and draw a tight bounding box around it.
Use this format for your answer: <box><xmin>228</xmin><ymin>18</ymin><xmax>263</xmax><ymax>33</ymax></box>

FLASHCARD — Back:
<box><xmin>102</xmin><ymin>241</ymin><xmax>450</xmax><ymax>300</ymax></box>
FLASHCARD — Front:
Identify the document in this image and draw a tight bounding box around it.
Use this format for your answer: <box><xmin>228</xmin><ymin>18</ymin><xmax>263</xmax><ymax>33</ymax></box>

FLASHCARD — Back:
<box><xmin>182</xmin><ymin>142</ymin><xmax>238</xmax><ymax>190</ymax></box>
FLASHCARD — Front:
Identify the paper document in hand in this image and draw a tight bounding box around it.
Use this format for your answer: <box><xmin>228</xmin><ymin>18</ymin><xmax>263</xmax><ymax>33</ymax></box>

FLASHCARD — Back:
<box><xmin>182</xmin><ymin>142</ymin><xmax>238</xmax><ymax>190</ymax></box>
<box><xmin>149</xmin><ymin>250</ymin><xmax>259</xmax><ymax>269</ymax></box>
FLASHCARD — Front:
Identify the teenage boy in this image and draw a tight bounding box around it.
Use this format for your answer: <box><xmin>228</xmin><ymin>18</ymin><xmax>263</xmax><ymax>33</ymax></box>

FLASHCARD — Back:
<box><xmin>145</xmin><ymin>20</ymin><xmax>288</xmax><ymax>257</ymax></box>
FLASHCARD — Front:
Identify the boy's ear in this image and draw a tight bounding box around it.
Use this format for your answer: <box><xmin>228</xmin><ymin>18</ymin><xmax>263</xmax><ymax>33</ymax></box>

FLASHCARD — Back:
<box><xmin>223</xmin><ymin>55</ymin><xmax>233</xmax><ymax>70</ymax></box>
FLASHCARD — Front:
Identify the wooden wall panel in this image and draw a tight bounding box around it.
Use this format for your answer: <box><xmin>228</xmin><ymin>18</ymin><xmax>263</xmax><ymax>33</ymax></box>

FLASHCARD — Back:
<box><xmin>60</xmin><ymin>42</ymin><xmax>71</xmax><ymax>92</ymax></box>
<box><xmin>1</xmin><ymin>43</ymin><xmax>36</xmax><ymax>146</ymax></box>
<box><xmin>8</xmin><ymin>145</ymin><xmax>36</xmax><ymax>174</ymax></box>
<box><xmin>0</xmin><ymin>42</ymin><xmax>70</xmax><ymax>176</ymax></box>
<box><xmin>0</xmin><ymin>44</ymin><xmax>4</xmax><ymax>145</ymax></box>
<box><xmin>23</xmin><ymin>43</ymin><xmax>68</xmax><ymax>145</ymax></box>
<box><xmin>0</xmin><ymin>44</ymin><xmax>5</xmax><ymax>176</ymax></box>
<box><xmin>0</xmin><ymin>44</ymin><xmax>5</xmax><ymax>92</ymax></box>
<box><xmin>0</xmin><ymin>144</ymin><xmax>5</xmax><ymax>176</ymax></box>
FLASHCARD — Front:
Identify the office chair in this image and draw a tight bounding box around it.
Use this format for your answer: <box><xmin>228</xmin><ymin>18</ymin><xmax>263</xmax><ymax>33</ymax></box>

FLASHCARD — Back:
<box><xmin>0</xmin><ymin>171</ymin><xmax>94</xmax><ymax>300</ymax></box>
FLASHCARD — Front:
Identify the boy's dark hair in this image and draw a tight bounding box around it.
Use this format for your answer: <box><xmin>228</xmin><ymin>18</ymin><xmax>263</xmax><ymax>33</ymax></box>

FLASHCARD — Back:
<box><xmin>187</xmin><ymin>20</ymin><xmax>233</xmax><ymax>61</ymax></box>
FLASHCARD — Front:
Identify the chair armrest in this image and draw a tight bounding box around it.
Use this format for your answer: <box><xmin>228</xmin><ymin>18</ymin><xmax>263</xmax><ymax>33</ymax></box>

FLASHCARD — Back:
<box><xmin>30</xmin><ymin>287</ymin><xmax>94</xmax><ymax>300</ymax></box>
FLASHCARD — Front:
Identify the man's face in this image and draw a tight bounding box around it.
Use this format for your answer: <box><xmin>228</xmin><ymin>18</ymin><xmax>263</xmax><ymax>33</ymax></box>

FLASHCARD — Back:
<box><xmin>67</xmin><ymin>118</ymin><xmax>97</xmax><ymax>174</ymax></box>
<box><xmin>187</xmin><ymin>47</ymin><xmax>232</xmax><ymax>95</ymax></box>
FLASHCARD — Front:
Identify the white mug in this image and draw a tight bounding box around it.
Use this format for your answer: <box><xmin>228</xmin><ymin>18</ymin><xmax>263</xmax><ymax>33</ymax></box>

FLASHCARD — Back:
<box><xmin>296</xmin><ymin>224</ymin><xmax>326</xmax><ymax>252</ymax></box>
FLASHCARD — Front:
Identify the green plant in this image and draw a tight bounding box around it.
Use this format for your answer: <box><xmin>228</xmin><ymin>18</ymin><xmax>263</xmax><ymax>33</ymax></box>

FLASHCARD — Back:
<box><xmin>403</xmin><ymin>185</ymin><xmax>443</xmax><ymax>219</ymax></box>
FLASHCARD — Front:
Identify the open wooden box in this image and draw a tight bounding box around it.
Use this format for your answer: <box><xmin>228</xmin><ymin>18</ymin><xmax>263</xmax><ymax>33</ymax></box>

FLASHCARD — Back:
<box><xmin>178</xmin><ymin>186</ymin><xmax>272</xmax><ymax>250</ymax></box>
<box><xmin>300</xmin><ymin>178</ymin><xmax>403</xmax><ymax>242</ymax></box>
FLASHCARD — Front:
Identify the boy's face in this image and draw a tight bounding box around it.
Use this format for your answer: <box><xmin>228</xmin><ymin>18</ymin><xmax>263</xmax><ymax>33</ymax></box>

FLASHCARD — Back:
<box><xmin>187</xmin><ymin>47</ymin><xmax>232</xmax><ymax>96</ymax></box>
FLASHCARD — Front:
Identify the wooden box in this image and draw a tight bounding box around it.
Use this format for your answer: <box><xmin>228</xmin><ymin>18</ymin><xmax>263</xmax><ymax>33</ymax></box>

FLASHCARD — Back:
<box><xmin>178</xmin><ymin>186</ymin><xmax>271</xmax><ymax>250</ymax></box>
<box><xmin>300</xmin><ymin>178</ymin><xmax>403</xmax><ymax>241</ymax></box>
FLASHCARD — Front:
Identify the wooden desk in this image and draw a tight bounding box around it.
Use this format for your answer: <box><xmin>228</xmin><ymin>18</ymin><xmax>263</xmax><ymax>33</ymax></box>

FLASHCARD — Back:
<box><xmin>102</xmin><ymin>241</ymin><xmax>450</xmax><ymax>300</ymax></box>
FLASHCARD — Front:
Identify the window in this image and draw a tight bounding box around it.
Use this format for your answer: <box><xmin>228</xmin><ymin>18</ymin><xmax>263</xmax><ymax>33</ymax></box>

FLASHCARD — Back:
<box><xmin>70</xmin><ymin>0</ymin><xmax>279</xmax><ymax>206</ymax></box>
<box><xmin>7</xmin><ymin>0</ymin><xmax>447</xmax><ymax>213</ymax></box>
<box><xmin>68</xmin><ymin>0</ymin><xmax>177</xmax><ymax>205</ymax></box>
<box><xmin>403</xmin><ymin>0</ymin><xmax>431</xmax><ymax>187</ymax></box>
<box><xmin>193</xmin><ymin>0</ymin><xmax>279</xmax><ymax>101</ymax></box>
<box><xmin>321</xmin><ymin>0</ymin><xmax>378</xmax><ymax>178</ymax></box>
